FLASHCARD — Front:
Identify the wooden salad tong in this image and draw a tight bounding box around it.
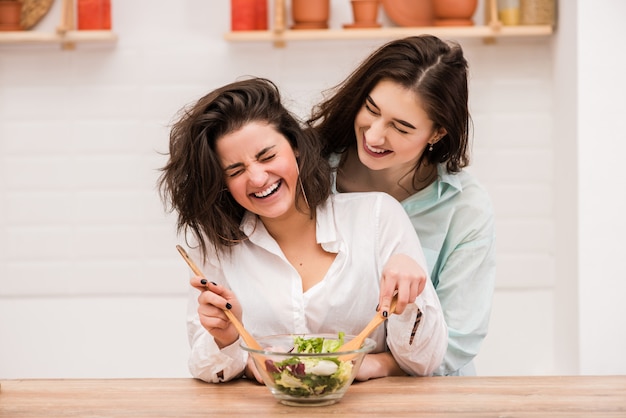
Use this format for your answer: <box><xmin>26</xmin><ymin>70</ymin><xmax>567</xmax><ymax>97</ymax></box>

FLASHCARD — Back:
<box><xmin>176</xmin><ymin>245</ymin><xmax>262</xmax><ymax>351</ymax></box>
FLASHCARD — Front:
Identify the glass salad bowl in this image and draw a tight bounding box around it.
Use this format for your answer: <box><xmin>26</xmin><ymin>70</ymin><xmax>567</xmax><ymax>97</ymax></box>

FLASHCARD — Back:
<box><xmin>241</xmin><ymin>333</ymin><xmax>376</xmax><ymax>407</ymax></box>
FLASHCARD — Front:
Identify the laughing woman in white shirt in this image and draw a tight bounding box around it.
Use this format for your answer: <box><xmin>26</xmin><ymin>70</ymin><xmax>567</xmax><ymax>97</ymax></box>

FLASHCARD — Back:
<box><xmin>158</xmin><ymin>77</ymin><xmax>447</xmax><ymax>383</ymax></box>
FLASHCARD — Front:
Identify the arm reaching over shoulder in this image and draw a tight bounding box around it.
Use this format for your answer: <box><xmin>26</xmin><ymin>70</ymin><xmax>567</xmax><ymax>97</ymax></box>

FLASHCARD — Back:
<box><xmin>379</xmin><ymin>253</ymin><xmax>427</xmax><ymax>315</ymax></box>
<box><xmin>375</xmin><ymin>193</ymin><xmax>448</xmax><ymax>376</ymax></box>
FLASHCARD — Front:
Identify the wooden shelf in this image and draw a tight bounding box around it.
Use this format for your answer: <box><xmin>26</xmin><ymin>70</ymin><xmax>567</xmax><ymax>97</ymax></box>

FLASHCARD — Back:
<box><xmin>225</xmin><ymin>0</ymin><xmax>554</xmax><ymax>47</ymax></box>
<box><xmin>0</xmin><ymin>0</ymin><xmax>117</xmax><ymax>50</ymax></box>
<box><xmin>224</xmin><ymin>25</ymin><xmax>553</xmax><ymax>45</ymax></box>
<box><xmin>0</xmin><ymin>30</ymin><xmax>117</xmax><ymax>46</ymax></box>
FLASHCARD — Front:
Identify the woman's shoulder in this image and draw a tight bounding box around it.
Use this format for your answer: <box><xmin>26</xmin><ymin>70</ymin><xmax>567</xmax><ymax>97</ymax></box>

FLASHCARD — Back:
<box><xmin>330</xmin><ymin>191</ymin><xmax>406</xmax><ymax>221</ymax></box>
<box><xmin>403</xmin><ymin>167</ymin><xmax>493</xmax><ymax>225</ymax></box>
<box><xmin>438</xmin><ymin>167</ymin><xmax>493</xmax><ymax>206</ymax></box>
<box><xmin>331</xmin><ymin>190</ymin><xmax>399</xmax><ymax>206</ymax></box>
<box><xmin>441</xmin><ymin>169</ymin><xmax>495</xmax><ymax>232</ymax></box>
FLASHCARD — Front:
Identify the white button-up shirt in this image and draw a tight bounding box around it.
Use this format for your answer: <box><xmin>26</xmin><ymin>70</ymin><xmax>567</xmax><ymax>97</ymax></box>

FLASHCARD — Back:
<box><xmin>186</xmin><ymin>192</ymin><xmax>447</xmax><ymax>382</ymax></box>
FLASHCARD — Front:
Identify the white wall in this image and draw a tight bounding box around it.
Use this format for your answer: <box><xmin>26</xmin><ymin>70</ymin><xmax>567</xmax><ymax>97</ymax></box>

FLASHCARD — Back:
<box><xmin>577</xmin><ymin>0</ymin><xmax>626</xmax><ymax>374</ymax></box>
<box><xmin>552</xmin><ymin>0</ymin><xmax>580</xmax><ymax>374</ymax></box>
<box><xmin>1</xmin><ymin>0</ymin><xmax>624</xmax><ymax>379</ymax></box>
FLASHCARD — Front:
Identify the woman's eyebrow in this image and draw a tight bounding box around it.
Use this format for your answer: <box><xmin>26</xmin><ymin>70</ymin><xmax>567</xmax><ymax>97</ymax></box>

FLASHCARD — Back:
<box><xmin>395</xmin><ymin>119</ymin><xmax>416</xmax><ymax>130</ymax></box>
<box><xmin>223</xmin><ymin>145</ymin><xmax>276</xmax><ymax>171</ymax></box>
<box><xmin>255</xmin><ymin>145</ymin><xmax>276</xmax><ymax>159</ymax></box>
<box><xmin>223</xmin><ymin>161</ymin><xmax>243</xmax><ymax>172</ymax></box>
<box><xmin>368</xmin><ymin>96</ymin><xmax>416</xmax><ymax>130</ymax></box>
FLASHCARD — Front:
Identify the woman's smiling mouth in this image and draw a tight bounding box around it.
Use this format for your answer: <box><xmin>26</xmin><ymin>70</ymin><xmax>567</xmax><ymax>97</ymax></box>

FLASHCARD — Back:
<box><xmin>364</xmin><ymin>137</ymin><xmax>392</xmax><ymax>157</ymax></box>
<box><xmin>252</xmin><ymin>180</ymin><xmax>282</xmax><ymax>198</ymax></box>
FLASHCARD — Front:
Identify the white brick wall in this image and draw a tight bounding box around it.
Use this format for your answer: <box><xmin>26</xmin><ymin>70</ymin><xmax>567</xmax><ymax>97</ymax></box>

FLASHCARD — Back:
<box><xmin>1</xmin><ymin>0</ymin><xmax>624</xmax><ymax>379</ymax></box>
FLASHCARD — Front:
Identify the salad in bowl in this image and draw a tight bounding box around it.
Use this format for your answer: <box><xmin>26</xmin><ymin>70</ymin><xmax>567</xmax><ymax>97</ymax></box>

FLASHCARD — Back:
<box><xmin>241</xmin><ymin>333</ymin><xmax>376</xmax><ymax>406</ymax></box>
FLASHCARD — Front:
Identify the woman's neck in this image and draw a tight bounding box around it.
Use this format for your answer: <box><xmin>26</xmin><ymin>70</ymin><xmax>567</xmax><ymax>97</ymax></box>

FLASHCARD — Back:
<box><xmin>337</xmin><ymin>150</ymin><xmax>436</xmax><ymax>201</ymax></box>
<box><xmin>260</xmin><ymin>204</ymin><xmax>335</xmax><ymax>293</ymax></box>
<box><xmin>260</xmin><ymin>203</ymin><xmax>315</xmax><ymax>246</ymax></box>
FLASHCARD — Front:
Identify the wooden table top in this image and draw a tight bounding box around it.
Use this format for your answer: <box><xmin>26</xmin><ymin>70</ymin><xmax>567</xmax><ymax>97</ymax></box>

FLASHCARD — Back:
<box><xmin>1</xmin><ymin>375</ymin><xmax>625</xmax><ymax>417</ymax></box>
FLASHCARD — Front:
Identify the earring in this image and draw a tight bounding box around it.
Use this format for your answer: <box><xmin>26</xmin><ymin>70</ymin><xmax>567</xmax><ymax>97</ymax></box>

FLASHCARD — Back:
<box><xmin>428</xmin><ymin>143</ymin><xmax>434</xmax><ymax>152</ymax></box>
<box><xmin>296</xmin><ymin>164</ymin><xmax>310</xmax><ymax>209</ymax></box>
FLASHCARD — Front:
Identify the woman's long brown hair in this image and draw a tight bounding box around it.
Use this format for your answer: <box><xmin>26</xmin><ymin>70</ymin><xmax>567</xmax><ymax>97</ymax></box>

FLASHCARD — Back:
<box><xmin>308</xmin><ymin>35</ymin><xmax>471</xmax><ymax>178</ymax></box>
<box><xmin>158</xmin><ymin>78</ymin><xmax>331</xmax><ymax>258</ymax></box>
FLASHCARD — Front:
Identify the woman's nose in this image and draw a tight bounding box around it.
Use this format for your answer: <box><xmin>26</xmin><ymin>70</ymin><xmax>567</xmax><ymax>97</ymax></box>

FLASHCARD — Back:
<box><xmin>247</xmin><ymin>164</ymin><xmax>268</xmax><ymax>186</ymax></box>
<box><xmin>365</xmin><ymin>118</ymin><xmax>386</xmax><ymax>146</ymax></box>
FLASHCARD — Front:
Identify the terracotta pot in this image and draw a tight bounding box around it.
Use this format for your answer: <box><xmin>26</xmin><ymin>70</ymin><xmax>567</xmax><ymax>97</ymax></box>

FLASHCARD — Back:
<box><xmin>0</xmin><ymin>0</ymin><xmax>23</xmax><ymax>31</ymax></box>
<box><xmin>231</xmin><ymin>0</ymin><xmax>267</xmax><ymax>31</ymax></box>
<box><xmin>291</xmin><ymin>0</ymin><xmax>330</xmax><ymax>29</ymax></box>
<box><xmin>350</xmin><ymin>0</ymin><xmax>380</xmax><ymax>25</ymax></box>
<box><xmin>381</xmin><ymin>0</ymin><xmax>433</xmax><ymax>27</ymax></box>
<box><xmin>77</xmin><ymin>0</ymin><xmax>111</xmax><ymax>30</ymax></box>
<box><xmin>432</xmin><ymin>0</ymin><xmax>478</xmax><ymax>26</ymax></box>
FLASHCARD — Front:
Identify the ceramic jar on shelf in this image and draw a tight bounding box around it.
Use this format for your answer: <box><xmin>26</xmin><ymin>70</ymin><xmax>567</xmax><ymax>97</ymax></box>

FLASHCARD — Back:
<box><xmin>77</xmin><ymin>0</ymin><xmax>112</xmax><ymax>30</ymax></box>
<box><xmin>291</xmin><ymin>0</ymin><xmax>330</xmax><ymax>29</ymax></box>
<box><xmin>432</xmin><ymin>0</ymin><xmax>478</xmax><ymax>26</ymax></box>
<box><xmin>498</xmin><ymin>0</ymin><xmax>521</xmax><ymax>25</ymax></box>
<box><xmin>0</xmin><ymin>0</ymin><xmax>23</xmax><ymax>31</ymax></box>
<box><xmin>520</xmin><ymin>0</ymin><xmax>555</xmax><ymax>25</ymax></box>
<box><xmin>345</xmin><ymin>0</ymin><xmax>381</xmax><ymax>29</ymax></box>
<box><xmin>381</xmin><ymin>0</ymin><xmax>433</xmax><ymax>27</ymax></box>
<box><xmin>231</xmin><ymin>0</ymin><xmax>267</xmax><ymax>31</ymax></box>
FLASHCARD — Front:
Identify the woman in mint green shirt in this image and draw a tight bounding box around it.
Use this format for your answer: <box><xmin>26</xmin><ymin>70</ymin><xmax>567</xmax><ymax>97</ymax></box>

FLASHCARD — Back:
<box><xmin>307</xmin><ymin>35</ymin><xmax>496</xmax><ymax>376</ymax></box>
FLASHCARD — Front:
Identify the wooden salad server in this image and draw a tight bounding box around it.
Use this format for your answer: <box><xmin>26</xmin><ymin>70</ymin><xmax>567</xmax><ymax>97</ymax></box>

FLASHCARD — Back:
<box><xmin>176</xmin><ymin>245</ymin><xmax>263</xmax><ymax>351</ymax></box>
<box><xmin>338</xmin><ymin>293</ymin><xmax>398</xmax><ymax>355</ymax></box>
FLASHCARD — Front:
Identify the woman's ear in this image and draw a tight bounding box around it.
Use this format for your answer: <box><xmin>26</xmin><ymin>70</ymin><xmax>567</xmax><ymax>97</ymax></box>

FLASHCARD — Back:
<box><xmin>432</xmin><ymin>128</ymin><xmax>447</xmax><ymax>144</ymax></box>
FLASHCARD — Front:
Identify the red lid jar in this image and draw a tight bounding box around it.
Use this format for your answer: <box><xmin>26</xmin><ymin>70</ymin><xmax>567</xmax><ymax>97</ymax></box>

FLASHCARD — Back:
<box><xmin>77</xmin><ymin>0</ymin><xmax>111</xmax><ymax>30</ymax></box>
<box><xmin>231</xmin><ymin>0</ymin><xmax>268</xmax><ymax>31</ymax></box>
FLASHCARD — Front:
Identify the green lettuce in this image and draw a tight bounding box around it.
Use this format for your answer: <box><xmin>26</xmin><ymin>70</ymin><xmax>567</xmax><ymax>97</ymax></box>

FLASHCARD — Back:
<box><xmin>266</xmin><ymin>333</ymin><xmax>353</xmax><ymax>398</ymax></box>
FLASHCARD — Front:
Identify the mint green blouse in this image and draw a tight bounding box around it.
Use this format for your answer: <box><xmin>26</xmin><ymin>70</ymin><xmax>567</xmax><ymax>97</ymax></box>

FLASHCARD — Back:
<box><xmin>331</xmin><ymin>158</ymin><xmax>496</xmax><ymax>376</ymax></box>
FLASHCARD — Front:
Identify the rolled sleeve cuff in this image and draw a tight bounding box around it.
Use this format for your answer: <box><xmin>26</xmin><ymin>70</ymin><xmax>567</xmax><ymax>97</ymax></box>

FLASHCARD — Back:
<box><xmin>189</xmin><ymin>337</ymin><xmax>246</xmax><ymax>383</ymax></box>
<box><xmin>387</xmin><ymin>297</ymin><xmax>448</xmax><ymax>376</ymax></box>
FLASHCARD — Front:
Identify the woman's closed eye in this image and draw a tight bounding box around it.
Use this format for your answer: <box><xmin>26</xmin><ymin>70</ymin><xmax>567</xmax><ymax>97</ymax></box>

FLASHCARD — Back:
<box><xmin>392</xmin><ymin>124</ymin><xmax>409</xmax><ymax>134</ymax></box>
<box><xmin>365</xmin><ymin>99</ymin><xmax>410</xmax><ymax>134</ymax></box>
<box><xmin>258</xmin><ymin>152</ymin><xmax>276</xmax><ymax>163</ymax></box>
<box><xmin>225</xmin><ymin>166</ymin><xmax>245</xmax><ymax>178</ymax></box>
<box><xmin>364</xmin><ymin>99</ymin><xmax>380</xmax><ymax>116</ymax></box>
<box><xmin>223</xmin><ymin>151</ymin><xmax>277</xmax><ymax>178</ymax></box>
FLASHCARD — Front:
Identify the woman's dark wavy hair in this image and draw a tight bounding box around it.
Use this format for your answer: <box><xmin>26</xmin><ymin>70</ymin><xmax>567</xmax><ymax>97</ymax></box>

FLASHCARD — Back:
<box><xmin>307</xmin><ymin>35</ymin><xmax>471</xmax><ymax>178</ymax></box>
<box><xmin>158</xmin><ymin>77</ymin><xmax>331</xmax><ymax>258</ymax></box>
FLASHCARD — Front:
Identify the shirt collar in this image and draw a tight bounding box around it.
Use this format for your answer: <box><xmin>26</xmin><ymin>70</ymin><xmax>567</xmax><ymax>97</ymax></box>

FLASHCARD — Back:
<box><xmin>239</xmin><ymin>197</ymin><xmax>340</xmax><ymax>252</ymax></box>
<box><xmin>314</xmin><ymin>196</ymin><xmax>339</xmax><ymax>251</ymax></box>
<box><xmin>436</xmin><ymin>163</ymin><xmax>463</xmax><ymax>198</ymax></box>
<box><xmin>240</xmin><ymin>211</ymin><xmax>259</xmax><ymax>237</ymax></box>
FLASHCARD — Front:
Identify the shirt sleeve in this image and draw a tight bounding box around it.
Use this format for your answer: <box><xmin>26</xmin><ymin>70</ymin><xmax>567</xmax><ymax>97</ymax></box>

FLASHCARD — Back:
<box><xmin>185</xmin><ymin>248</ymin><xmax>248</xmax><ymax>383</ymax></box>
<box><xmin>432</xmin><ymin>214</ymin><xmax>496</xmax><ymax>376</ymax></box>
<box><xmin>375</xmin><ymin>194</ymin><xmax>448</xmax><ymax>375</ymax></box>
<box><xmin>386</xmin><ymin>280</ymin><xmax>448</xmax><ymax>376</ymax></box>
